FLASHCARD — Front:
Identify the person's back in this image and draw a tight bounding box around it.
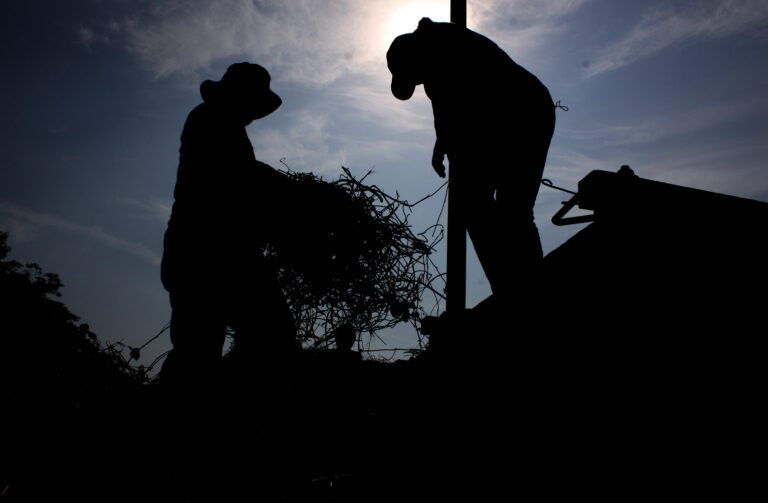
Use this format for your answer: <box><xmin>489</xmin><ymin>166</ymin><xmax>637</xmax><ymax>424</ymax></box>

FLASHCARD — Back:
<box><xmin>387</xmin><ymin>18</ymin><xmax>556</xmax><ymax>298</ymax></box>
<box><xmin>162</xmin><ymin>102</ymin><xmax>276</xmax><ymax>292</ymax></box>
<box><xmin>420</xmin><ymin>24</ymin><xmax>546</xmax><ymax>109</ymax></box>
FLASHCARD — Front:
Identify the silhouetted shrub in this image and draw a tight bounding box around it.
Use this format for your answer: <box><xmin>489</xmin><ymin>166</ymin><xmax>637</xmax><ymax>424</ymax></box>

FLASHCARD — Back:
<box><xmin>0</xmin><ymin>231</ymin><xmax>149</xmax><ymax>411</ymax></box>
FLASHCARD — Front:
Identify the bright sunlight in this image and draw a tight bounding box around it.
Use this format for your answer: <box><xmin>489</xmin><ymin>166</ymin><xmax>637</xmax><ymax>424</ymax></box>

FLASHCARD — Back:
<box><xmin>380</xmin><ymin>1</ymin><xmax>451</xmax><ymax>48</ymax></box>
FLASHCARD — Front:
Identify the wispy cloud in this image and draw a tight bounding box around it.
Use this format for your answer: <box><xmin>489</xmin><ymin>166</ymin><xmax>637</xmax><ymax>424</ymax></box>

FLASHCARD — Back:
<box><xmin>251</xmin><ymin>109</ymin><xmax>347</xmax><ymax>173</ymax></box>
<box><xmin>0</xmin><ymin>201</ymin><xmax>161</xmax><ymax>265</ymax></box>
<box><xmin>80</xmin><ymin>0</ymin><xmax>586</xmax><ymax>84</ymax></box>
<box><xmin>117</xmin><ymin>197</ymin><xmax>172</xmax><ymax>223</ymax></box>
<box><xmin>586</xmin><ymin>0</ymin><xmax>768</xmax><ymax>77</ymax></box>
<box><xmin>77</xmin><ymin>25</ymin><xmax>97</xmax><ymax>48</ymax></box>
<box><xmin>549</xmin><ymin>106</ymin><xmax>768</xmax><ymax>200</ymax></box>
<box><xmin>558</xmin><ymin>93</ymin><xmax>768</xmax><ymax>148</ymax></box>
<box><xmin>248</xmin><ymin>74</ymin><xmax>436</xmax><ymax>174</ymax></box>
<box><xmin>471</xmin><ymin>0</ymin><xmax>589</xmax><ymax>50</ymax></box>
<box><xmin>118</xmin><ymin>0</ymin><xmax>392</xmax><ymax>84</ymax></box>
<box><xmin>638</xmin><ymin>135</ymin><xmax>768</xmax><ymax>198</ymax></box>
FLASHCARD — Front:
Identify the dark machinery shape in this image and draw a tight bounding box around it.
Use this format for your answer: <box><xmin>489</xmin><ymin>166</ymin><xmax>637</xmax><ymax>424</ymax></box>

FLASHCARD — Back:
<box><xmin>545</xmin><ymin>165</ymin><xmax>768</xmax><ymax>332</ymax></box>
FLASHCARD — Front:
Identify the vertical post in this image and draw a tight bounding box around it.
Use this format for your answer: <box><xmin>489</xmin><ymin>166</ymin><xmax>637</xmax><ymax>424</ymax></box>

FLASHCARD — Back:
<box><xmin>451</xmin><ymin>0</ymin><xmax>466</xmax><ymax>27</ymax></box>
<box><xmin>446</xmin><ymin>0</ymin><xmax>467</xmax><ymax>314</ymax></box>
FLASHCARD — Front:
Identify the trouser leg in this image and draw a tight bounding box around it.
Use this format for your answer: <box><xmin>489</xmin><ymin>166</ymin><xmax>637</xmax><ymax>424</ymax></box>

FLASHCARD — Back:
<box><xmin>159</xmin><ymin>292</ymin><xmax>226</xmax><ymax>393</ymax></box>
<box><xmin>228</xmin><ymin>267</ymin><xmax>300</xmax><ymax>361</ymax></box>
<box><xmin>473</xmin><ymin>105</ymin><xmax>553</xmax><ymax>299</ymax></box>
<box><xmin>465</xmin><ymin>197</ymin><xmax>543</xmax><ymax>297</ymax></box>
<box><xmin>463</xmin><ymin>183</ymin><xmax>507</xmax><ymax>295</ymax></box>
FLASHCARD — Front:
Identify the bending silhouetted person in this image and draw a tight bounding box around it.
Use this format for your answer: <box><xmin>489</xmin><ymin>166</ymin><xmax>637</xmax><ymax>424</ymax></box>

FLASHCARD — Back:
<box><xmin>387</xmin><ymin>18</ymin><xmax>555</xmax><ymax>299</ymax></box>
<box><xmin>160</xmin><ymin>63</ymin><xmax>300</xmax><ymax>392</ymax></box>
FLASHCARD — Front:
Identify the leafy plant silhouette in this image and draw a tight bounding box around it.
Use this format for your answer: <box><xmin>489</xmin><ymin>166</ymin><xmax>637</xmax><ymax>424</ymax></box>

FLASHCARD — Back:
<box><xmin>0</xmin><ymin>231</ymin><xmax>148</xmax><ymax>411</ymax></box>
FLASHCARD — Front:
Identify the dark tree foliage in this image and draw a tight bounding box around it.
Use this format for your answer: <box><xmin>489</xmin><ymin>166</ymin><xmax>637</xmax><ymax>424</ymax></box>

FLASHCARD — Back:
<box><xmin>0</xmin><ymin>231</ymin><xmax>148</xmax><ymax>412</ymax></box>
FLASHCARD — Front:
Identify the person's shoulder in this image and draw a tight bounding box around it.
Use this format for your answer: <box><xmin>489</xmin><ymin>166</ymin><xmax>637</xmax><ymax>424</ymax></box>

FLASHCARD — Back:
<box><xmin>184</xmin><ymin>103</ymin><xmax>212</xmax><ymax>124</ymax></box>
<box><xmin>421</xmin><ymin>19</ymin><xmax>506</xmax><ymax>58</ymax></box>
<box><xmin>463</xmin><ymin>27</ymin><xmax>504</xmax><ymax>53</ymax></box>
<box><xmin>415</xmin><ymin>18</ymin><xmax>462</xmax><ymax>40</ymax></box>
<box><xmin>182</xmin><ymin>103</ymin><xmax>230</xmax><ymax>139</ymax></box>
<box><xmin>418</xmin><ymin>18</ymin><xmax>486</xmax><ymax>40</ymax></box>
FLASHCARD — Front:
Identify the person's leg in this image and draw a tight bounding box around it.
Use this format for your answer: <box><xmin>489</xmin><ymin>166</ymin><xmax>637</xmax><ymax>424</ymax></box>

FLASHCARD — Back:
<box><xmin>223</xmin><ymin>265</ymin><xmax>302</xmax><ymax>461</ymax></box>
<box><xmin>156</xmin><ymin>290</ymin><xmax>230</xmax><ymax>500</ymax></box>
<box><xmin>223</xmin><ymin>257</ymin><xmax>301</xmax><ymax>406</ymax></box>
<box><xmin>159</xmin><ymin>290</ymin><xmax>227</xmax><ymax>393</ymax></box>
<box><xmin>492</xmin><ymin>105</ymin><xmax>555</xmax><ymax>298</ymax></box>
<box><xmin>461</xmin><ymin>103</ymin><xmax>554</xmax><ymax>304</ymax></box>
<box><xmin>462</xmin><ymin>175</ymin><xmax>508</xmax><ymax>295</ymax></box>
<box><xmin>464</xmin><ymin>188</ymin><xmax>542</xmax><ymax>297</ymax></box>
<box><xmin>229</xmin><ymin>265</ymin><xmax>300</xmax><ymax>360</ymax></box>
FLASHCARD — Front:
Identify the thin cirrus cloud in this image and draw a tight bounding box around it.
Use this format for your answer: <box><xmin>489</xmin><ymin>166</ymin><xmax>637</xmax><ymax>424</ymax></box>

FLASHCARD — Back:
<box><xmin>0</xmin><ymin>201</ymin><xmax>161</xmax><ymax>266</ymax></box>
<box><xmin>469</xmin><ymin>0</ymin><xmax>588</xmax><ymax>54</ymax></box>
<box><xmin>120</xmin><ymin>0</ymin><xmax>398</xmax><ymax>84</ymax></box>
<box><xmin>251</xmin><ymin>110</ymin><xmax>348</xmax><ymax>173</ymax></box>
<box><xmin>90</xmin><ymin>1</ymin><xmax>768</xmax><ymax>86</ymax></box>
<box><xmin>112</xmin><ymin>0</ymin><xmax>586</xmax><ymax>84</ymax></box>
<box><xmin>550</xmin><ymin>90</ymin><xmax>768</xmax><ymax>197</ymax></box>
<box><xmin>117</xmin><ymin>197</ymin><xmax>172</xmax><ymax>224</ymax></box>
<box><xmin>585</xmin><ymin>0</ymin><xmax>768</xmax><ymax>77</ymax></box>
<box><xmin>558</xmin><ymin>93</ymin><xmax>768</xmax><ymax>148</ymax></box>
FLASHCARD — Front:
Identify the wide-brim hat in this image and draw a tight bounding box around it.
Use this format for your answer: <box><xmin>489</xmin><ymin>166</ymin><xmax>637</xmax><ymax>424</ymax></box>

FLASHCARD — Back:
<box><xmin>200</xmin><ymin>62</ymin><xmax>282</xmax><ymax>115</ymax></box>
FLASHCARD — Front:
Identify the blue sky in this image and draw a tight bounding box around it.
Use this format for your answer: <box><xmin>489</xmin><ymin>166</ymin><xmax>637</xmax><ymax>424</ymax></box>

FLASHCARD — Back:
<box><xmin>2</xmin><ymin>0</ymin><xmax>767</xmax><ymax>367</ymax></box>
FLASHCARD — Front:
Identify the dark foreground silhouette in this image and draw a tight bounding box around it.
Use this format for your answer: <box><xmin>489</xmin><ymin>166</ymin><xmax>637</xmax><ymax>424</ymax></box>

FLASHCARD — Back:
<box><xmin>3</xmin><ymin>164</ymin><xmax>765</xmax><ymax>499</ymax></box>
<box><xmin>387</xmin><ymin>18</ymin><xmax>555</xmax><ymax>299</ymax></box>
<box><xmin>160</xmin><ymin>63</ymin><xmax>301</xmax><ymax>395</ymax></box>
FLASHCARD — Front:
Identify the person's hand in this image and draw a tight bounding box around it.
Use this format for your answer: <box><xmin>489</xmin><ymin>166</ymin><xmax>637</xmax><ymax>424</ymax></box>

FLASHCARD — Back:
<box><xmin>431</xmin><ymin>141</ymin><xmax>446</xmax><ymax>178</ymax></box>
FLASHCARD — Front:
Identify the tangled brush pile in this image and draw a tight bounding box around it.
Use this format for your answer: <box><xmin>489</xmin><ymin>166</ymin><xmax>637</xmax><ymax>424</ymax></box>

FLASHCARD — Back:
<box><xmin>265</xmin><ymin>167</ymin><xmax>442</xmax><ymax>352</ymax></box>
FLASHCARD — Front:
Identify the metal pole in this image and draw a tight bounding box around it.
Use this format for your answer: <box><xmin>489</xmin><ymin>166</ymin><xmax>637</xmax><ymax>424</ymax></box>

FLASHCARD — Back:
<box><xmin>446</xmin><ymin>0</ymin><xmax>467</xmax><ymax>314</ymax></box>
<box><xmin>451</xmin><ymin>0</ymin><xmax>466</xmax><ymax>27</ymax></box>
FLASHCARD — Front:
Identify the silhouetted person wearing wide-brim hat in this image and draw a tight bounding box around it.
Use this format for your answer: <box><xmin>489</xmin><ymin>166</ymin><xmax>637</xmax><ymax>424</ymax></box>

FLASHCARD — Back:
<box><xmin>160</xmin><ymin>63</ymin><xmax>300</xmax><ymax>395</ymax></box>
<box><xmin>387</xmin><ymin>18</ymin><xmax>555</xmax><ymax>301</ymax></box>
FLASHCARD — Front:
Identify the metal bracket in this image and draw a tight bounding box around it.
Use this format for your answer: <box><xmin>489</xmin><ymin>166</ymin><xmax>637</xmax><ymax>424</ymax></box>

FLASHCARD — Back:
<box><xmin>552</xmin><ymin>194</ymin><xmax>595</xmax><ymax>226</ymax></box>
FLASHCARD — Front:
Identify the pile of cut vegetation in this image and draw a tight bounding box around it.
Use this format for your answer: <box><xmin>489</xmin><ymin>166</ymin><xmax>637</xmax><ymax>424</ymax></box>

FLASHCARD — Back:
<box><xmin>261</xmin><ymin>166</ymin><xmax>442</xmax><ymax>352</ymax></box>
